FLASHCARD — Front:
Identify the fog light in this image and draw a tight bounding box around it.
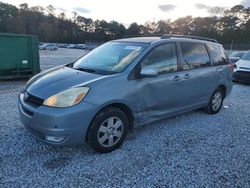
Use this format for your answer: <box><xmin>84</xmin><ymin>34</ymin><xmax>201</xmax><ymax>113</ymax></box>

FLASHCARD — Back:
<box><xmin>45</xmin><ymin>135</ymin><xmax>66</xmax><ymax>142</ymax></box>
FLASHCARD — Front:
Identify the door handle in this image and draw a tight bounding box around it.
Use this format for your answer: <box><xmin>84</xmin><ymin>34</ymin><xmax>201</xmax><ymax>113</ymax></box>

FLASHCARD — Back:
<box><xmin>183</xmin><ymin>74</ymin><xmax>191</xmax><ymax>79</ymax></box>
<box><xmin>173</xmin><ymin>75</ymin><xmax>181</xmax><ymax>81</ymax></box>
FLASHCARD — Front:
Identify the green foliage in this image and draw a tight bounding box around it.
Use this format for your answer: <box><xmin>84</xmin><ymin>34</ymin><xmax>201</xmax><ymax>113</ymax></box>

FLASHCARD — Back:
<box><xmin>0</xmin><ymin>2</ymin><xmax>250</xmax><ymax>45</ymax></box>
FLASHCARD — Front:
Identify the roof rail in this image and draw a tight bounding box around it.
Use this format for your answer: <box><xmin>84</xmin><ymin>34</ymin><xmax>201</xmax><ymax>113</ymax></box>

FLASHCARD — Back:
<box><xmin>124</xmin><ymin>34</ymin><xmax>163</xmax><ymax>38</ymax></box>
<box><xmin>161</xmin><ymin>34</ymin><xmax>218</xmax><ymax>43</ymax></box>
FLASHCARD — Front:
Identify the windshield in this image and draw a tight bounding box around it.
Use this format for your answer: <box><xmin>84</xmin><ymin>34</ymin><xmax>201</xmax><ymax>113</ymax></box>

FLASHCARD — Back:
<box><xmin>230</xmin><ymin>52</ymin><xmax>246</xmax><ymax>58</ymax></box>
<box><xmin>73</xmin><ymin>42</ymin><xmax>148</xmax><ymax>73</ymax></box>
<box><xmin>241</xmin><ymin>52</ymin><xmax>250</xmax><ymax>61</ymax></box>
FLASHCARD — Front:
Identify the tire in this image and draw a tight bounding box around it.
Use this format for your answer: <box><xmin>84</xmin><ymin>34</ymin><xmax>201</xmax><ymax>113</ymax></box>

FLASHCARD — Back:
<box><xmin>87</xmin><ymin>107</ymin><xmax>129</xmax><ymax>153</ymax></box>
<box><xmin>205</xmin><ymin>88</ymin><xmax>224</xmax><ymax>114</ymax></box>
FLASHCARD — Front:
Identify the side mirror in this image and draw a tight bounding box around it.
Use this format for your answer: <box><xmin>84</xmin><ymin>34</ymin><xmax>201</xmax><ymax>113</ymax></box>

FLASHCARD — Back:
<box><xmin>140</xmin><ymin>66</ymin><xmax>158</xmax><ymax>78</ymax></box>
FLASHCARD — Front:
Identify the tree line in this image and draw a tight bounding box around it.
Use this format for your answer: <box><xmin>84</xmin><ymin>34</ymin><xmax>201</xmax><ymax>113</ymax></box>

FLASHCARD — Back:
<box><xmin>0</xmin><ymin>2</ymin><xmax>250</xmax><ymax>47</ymax></box>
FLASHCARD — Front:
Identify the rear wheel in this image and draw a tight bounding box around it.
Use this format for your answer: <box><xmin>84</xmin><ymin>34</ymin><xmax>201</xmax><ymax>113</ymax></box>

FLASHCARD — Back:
<box><xmin>87</xmin><ymin>107</ymin><xmax>129</xmax><ymax>153</ymax></box>
<box><xmin>205</xmin><ymin>88</ymin><xmax>224</xmax><ymax>114</ymax></box>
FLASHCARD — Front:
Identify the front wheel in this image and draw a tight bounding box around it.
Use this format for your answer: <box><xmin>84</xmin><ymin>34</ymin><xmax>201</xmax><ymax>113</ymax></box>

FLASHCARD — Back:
<box><xmin>205</xmin><ymin>88</ymin><xmax>224</xmax><ymax>114</ymax></box>
<box><xmin>87</xmin><ymin>107</ymin><xmax>129</xmax><ymax>153</ymax></box>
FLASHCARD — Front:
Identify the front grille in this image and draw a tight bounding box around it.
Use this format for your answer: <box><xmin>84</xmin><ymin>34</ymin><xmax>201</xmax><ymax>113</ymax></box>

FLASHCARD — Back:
<box><xmin>234</xmin><ymin>71</ymin><xmax>250</xmax><ymax>77</ymax></box>
<box><xmin>233</xmin><ymin>71</ymin><xmax>250</xmax><ymax>83</ymax></box>
<box><xmin>24</xmin><ymin>124</ymin><xmax>44</xmax><ymax>140</ymax></box>
<box><xmin>24</xmin><ymin>93</ymin><xmax>44</xmax><ymax>108</ymax></box>
<box><xmin>239</xmin><ymin>67</ymin><xmax>250</xmax><ymax>70</ymax></box>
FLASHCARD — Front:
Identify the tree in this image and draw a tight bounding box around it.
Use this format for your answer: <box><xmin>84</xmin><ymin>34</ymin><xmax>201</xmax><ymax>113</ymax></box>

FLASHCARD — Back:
<box><xmin>171</xmin><ymin>16</ymin><xmax>193</xmax><ymax>35</ymax></box>
<box><xmin>125</xmin><ymin>23</ymin><xmax>143</xmax><ymax>36</ymax></box>
<box><xmin>19</xmin><ymin>3</ymin><xmax>28</xmax><ymax>10</ymax></box>
<box><xmin>0</xmin><ymin>2</ymin><xmax>250</xmax><ymax>46</ymax></box>
<box><xmin>46</xmin><ymin>5</ymin><xmax>55</xmax><ymax>16</ymax></box>
<box><xmin>156</xmin><ymin>20</ymin><xmax>172</xmax><ymax>34</ymax></box>
<box><xmin>0</xmin><ymin>2</ymin><xmax>22</xmax><ymax>33</ymax></box>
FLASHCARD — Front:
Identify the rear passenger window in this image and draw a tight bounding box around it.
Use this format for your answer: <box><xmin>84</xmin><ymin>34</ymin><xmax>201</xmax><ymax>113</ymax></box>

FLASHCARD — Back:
<box><xmin>207</xmin><ymin>44</ymin><xmax>228</xmax><ymax>65</ymax></box>
<box><xmin>180</xmin><ymin>42</ymin><xmax>210</xmax><ymax>70</ymax></box>
<box><xmin>141</xmin><ymin>43</ymin><xmax>177</xmax><ymax>75</ymax></box>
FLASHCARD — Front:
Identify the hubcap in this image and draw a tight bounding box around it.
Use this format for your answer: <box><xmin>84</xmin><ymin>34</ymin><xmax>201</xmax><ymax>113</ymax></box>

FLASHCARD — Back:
<box><xmin>97</xmin><ymin>117</ymin><xmax>124</xmax><ymax>147</ymax></box>
<box><xmin>211</xmin><ymin>91</ymin><xmax>222</xmax><ymax>111</ymax></box>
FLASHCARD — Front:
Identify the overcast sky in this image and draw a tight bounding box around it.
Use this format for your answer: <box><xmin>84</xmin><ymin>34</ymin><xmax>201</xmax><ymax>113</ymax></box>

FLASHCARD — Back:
<box><xmin>2</xmin><ymin>0</ymin><xmax>250</xmax><ymax>25</ymax></box>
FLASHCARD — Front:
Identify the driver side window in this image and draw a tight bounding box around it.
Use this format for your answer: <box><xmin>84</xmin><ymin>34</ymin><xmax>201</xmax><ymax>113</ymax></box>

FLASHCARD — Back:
<box><xmin>141</xmin><ymin>43</ymin><xmax>178</xmax><ymax>75</ymax></box>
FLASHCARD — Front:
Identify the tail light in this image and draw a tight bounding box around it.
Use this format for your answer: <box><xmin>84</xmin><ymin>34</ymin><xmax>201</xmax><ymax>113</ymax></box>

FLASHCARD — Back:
<box><xmin>230</xmin><ymin>64</ymin><xmax>234</xmax><ymax>71</ymax></box>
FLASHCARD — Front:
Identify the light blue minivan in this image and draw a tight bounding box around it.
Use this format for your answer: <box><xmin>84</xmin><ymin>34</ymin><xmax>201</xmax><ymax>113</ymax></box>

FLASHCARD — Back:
<box><xmin>19</xmin><ymin>35</ymin><xmax>233</xmax><ymax>153</ymax></box>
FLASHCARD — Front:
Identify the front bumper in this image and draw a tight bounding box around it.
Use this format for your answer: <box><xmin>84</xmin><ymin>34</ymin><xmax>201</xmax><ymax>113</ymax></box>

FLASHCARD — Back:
<box><xmin>18</xmin><ymin>92</ymin><xmax>98</xmax><ymax>146</ymax></box>
<box><xmin>233</xmin><ymin>71</ymin><xmax>250</xmax><ymax>83</ymax></box>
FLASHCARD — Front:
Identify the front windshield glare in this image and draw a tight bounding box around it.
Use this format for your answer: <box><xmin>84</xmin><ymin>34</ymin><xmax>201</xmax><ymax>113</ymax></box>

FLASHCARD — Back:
<box><xmin>73</xmin><ymin>42</ymin><xmax>148</xmax><ymax>73</ymax></box>
<box><xmin>241</xmin><ymin>52</ymin><xmax>250</xmax><ymax>61</ymax></box>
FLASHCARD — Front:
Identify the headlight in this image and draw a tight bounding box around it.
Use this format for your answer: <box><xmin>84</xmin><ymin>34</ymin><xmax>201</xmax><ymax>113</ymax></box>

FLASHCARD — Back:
<box><xmin>43</xmin><ymin>87</ymin><xmax>89</xmax><ymax>107</ymax></box>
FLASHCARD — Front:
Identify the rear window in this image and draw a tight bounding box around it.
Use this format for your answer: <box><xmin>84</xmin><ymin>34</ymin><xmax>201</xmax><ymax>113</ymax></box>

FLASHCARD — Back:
<box><xmin>207</xmin><ymin>44</ymin><xmax>228</xmax><ymax>65</ymax></box>
<box><xmin>180</xmin><ymin>42</ymin><xmax>210</xmax><ymax>70</ymax></box>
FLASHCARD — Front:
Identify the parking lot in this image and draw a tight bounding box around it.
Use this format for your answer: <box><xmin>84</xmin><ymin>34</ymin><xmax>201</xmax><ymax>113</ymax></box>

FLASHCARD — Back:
<box><xmin>0</xmin><ymin>48</ymin><xmax>249</xmax><ymax>187</ymax></box>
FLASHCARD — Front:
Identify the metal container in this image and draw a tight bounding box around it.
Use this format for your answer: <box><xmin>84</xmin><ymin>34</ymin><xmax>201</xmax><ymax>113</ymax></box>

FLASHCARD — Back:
<box><xmin>0</xmin><ymin>33</ymin><xmax>40</xmax><ymax>79</ymax></box>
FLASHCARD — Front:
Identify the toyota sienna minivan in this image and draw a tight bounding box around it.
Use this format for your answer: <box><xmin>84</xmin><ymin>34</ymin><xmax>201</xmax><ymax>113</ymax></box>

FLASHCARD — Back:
<box><xmin>19</xmin><ymin>35</ymin><xmax>233</xmax><ymax>153</ymax></box>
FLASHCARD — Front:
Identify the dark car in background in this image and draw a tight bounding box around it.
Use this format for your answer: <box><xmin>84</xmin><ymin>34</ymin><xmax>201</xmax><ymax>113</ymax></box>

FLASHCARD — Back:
<box><xmin>75</xmin><ymin>44</ymin><xmax>86</xmax><ymax>49</ymax></box>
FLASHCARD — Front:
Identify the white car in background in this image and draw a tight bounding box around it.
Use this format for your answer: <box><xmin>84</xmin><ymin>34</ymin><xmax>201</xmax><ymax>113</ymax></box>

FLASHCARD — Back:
<box><xmin>39</xmin><ymin>44</ymin><xmax>58</xmax><ymax>51</ymax></box>
<box><xmin>67</xmin><ymin>44</ymin><xmax>77</xmax><ymax>49</ymax></box>
<box><xmin>233</xmin><ymin>51</ymin><xmax>250</xmax><ymax>83</ymax></box>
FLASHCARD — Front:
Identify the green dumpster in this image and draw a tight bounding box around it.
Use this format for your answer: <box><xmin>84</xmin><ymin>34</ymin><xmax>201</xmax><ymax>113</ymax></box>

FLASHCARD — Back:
<box><xmin>0</xmin><ymin>33</ymin><xmax>40</xmax><ymax>79</ymax></box>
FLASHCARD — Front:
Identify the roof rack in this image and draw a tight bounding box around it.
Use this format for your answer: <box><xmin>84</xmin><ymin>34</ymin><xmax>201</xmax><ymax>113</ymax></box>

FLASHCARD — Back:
<box><xmin>161</xmin><ymin>34</ymin><xmax>218</xmax><ymax>43</ymax></box>
<box><xmin>123</xmin><ymin>34</ymin><xmax>163</xmax><ymax>38</ymax></box>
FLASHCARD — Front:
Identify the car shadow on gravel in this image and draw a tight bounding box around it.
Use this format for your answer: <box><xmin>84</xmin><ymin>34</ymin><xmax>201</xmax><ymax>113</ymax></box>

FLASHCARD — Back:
<box><xmin>233</xmin><ymin>82</ymin><xmax>250</xmax><ymax>86</ymax></box>
<box><xmin>40</xmin><ymin>145</ymin><xmax>94</xmax><ymax>170</ymax></box>
<box><xmin>43</xmin><ymin>156</ymin><xmax>71</xmax><ymax>170</ymax></box>
<box><xmin>17</xmin><ymin>133</ymin><xmax>96</xmax><ymax>170</ymax></box>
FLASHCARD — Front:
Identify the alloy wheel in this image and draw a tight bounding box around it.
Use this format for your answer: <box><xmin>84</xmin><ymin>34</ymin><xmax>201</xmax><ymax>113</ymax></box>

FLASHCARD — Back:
<box><xmin>211</xmin><ymin>91</ymin><xmax>223</xmax><ymax>111</ymax></box>
<box><xmin>97</xmin><ymin>117</ymin><xmax>124</xmax><ymax>147</ymax></box>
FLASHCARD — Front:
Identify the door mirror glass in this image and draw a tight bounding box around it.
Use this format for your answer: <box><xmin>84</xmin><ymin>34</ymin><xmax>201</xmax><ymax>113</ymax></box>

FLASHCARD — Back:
<box><xmin>140</xmin><ymin>66</ymin><xmax>158</xmax><ymax>77</ymax></box>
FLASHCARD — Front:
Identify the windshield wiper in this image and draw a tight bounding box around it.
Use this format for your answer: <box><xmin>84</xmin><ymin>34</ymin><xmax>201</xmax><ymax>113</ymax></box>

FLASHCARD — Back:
<box><xmin>74</xmin><ymin>67</ymin><xmax>96</xmax><ymax>73</ymax></box>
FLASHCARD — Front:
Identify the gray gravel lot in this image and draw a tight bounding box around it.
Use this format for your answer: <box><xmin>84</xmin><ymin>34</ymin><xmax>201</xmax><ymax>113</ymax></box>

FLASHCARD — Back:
<box><xmin>40</xmin><ymin>48</ymin><xmax>86</xmax><ymax>70</ymax></box>
<box><xmin>0</xmin><ymin>48</ymin><xmax>250</xmax><ymax>187</ymax></box>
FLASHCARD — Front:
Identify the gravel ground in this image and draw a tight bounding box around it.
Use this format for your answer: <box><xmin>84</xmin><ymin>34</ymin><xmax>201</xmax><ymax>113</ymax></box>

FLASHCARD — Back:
<box><xmin>0</xmin><ymin>49</ymin><xmax>250</xmax><ymax>187</ymax></box>
<box><xmin>40</xmin><ymin>48</ymin><xmax>86</xmax><ymax>70</ymax></box>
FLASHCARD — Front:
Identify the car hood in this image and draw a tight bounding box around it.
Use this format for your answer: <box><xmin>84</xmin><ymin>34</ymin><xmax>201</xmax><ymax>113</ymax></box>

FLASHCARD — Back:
<box><xmin>26</xmin><ymin>66</ymin><xmax>110</xmax><ymax>99</ymax></box>
<box><xmin>235</xmin><ymin>60</ymin><xmax>250</xmax><ymax>72</ymax></box>
<box><xmin>236</xmin><ymin>59</ymin><xmax>250</xmax><ymax>67</ymax></box>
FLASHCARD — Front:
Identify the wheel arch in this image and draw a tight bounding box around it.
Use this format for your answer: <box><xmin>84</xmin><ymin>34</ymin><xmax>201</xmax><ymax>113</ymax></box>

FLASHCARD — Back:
<box><xmin>217</xmin><ymin>84</ymin><xmax>227</xmax><ymax>98</ymax></box>
<box><xmin>85</xmin><ymin>101</ymin><xmax>135</xmax><ymax>142</ymax></box>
